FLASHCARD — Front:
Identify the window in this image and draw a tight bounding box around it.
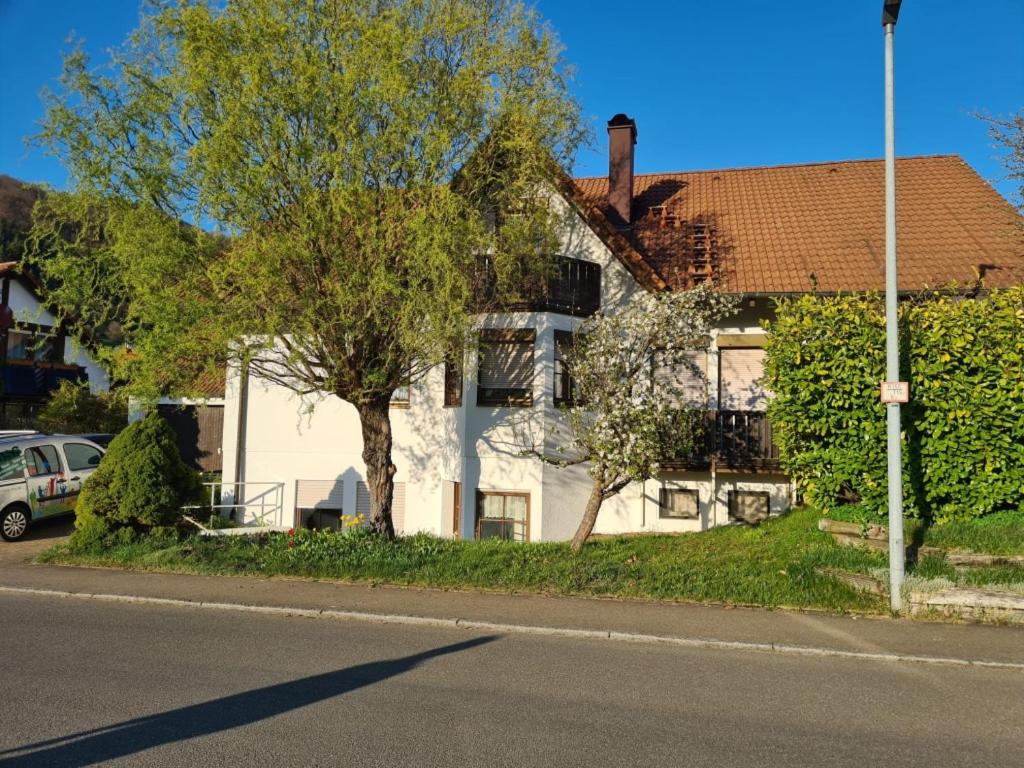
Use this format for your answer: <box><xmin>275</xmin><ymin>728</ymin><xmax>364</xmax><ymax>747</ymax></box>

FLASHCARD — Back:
<box><xmin>63</xmin><ymin>443</ymin><xmax>103</xmax><ymax>472</ymax></box>
<box><xmin>444</xmin><ymin>357</ymin><xmax>463</xmax><ymax>407</ymax></box>
<box><xmin>553</xmin><ymin>330</ymin><xmax>581</xmax><ymax>407</ymax></box>
<box><xmin>0</xmin><ymin>447</ymin><xmax>25</xmax><ymax>482</ymax></box>
<box><xmin>477</xmin><ymin>329</ymin><xmax>534</xmax><ymax>406</ymax></box>
<box><xmin>728</xmin><ymin>490</ymin><xmax>771</xmax><ymax>525</ymax></box>
<box><xmin>356</xmin><ymin>480</ymin><xmax>406</xmax><ymax>532</ymax></box>
<box><xmin>6</xmin><ymin>328</ymin><xmax>63</xmax><ymax>363</ymax></box>
<box><xmin>476</xmin><ymin>491</ymin><xmax>528</xmax><ymax>541</ymax></box>
<box><xmin>391</xmin><ymin>384</ymin><xmax>410</xmax><ymax>408</ymax></box>
<box><xmin>24</xmin><ymin>445</ymin><xmax>62</xmax><ymax>477</ymax></box>
<box><xmin>719</xmin><ymin>348</ymin><xmax>769</xmax><ymax>411</ymax></box>
<box><xmin>296</xmin><ymin>479</ymin><xmax>345</xmax><ymax>530</ymax></box>
<box><xmin>653</xmin><ymin>349</ymin><xmax>709</xmax><ymax>408</ymax></box>
<box><xmin>658</xmin><ymin>488</ymin><xmax>699</xmax><ymax>519</ymax></box>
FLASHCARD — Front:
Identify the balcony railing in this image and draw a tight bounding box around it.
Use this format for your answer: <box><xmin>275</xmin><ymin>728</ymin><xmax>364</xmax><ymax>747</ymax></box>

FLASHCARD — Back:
<box><xmin>1</xmin><ymin>362</ymin><xmax>88</xmax><ymax>400</ymax></box>
<box><xmin>472</xmin><ymin>255</ymin><xmax>601</xmax><ymax>317</ymax></box>
<box><xmin>665</xmin><ymin>410</ymin><xmax>781</xmax><ymax>472</ymax></box>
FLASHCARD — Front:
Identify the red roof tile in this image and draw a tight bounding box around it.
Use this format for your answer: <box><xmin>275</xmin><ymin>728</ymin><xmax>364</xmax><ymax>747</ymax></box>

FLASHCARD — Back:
<box><xmin>572</xmin><ymin>155</ymin><xmax>1024</xmax><ymax>293</ymax></box>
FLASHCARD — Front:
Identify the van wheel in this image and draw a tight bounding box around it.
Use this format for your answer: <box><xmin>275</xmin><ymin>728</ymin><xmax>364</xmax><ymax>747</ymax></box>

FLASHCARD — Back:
<box><xmin>1</xmin><ymin>505</ymin><xmax>30</xmax><ymax>542</ymax></box>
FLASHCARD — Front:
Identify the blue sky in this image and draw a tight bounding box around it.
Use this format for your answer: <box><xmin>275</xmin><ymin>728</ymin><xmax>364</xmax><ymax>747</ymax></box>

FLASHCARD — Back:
<box><xmin>1</xmin><ymin>0</ymin><xmax>1021</xmax><ymax>201</ymax></box>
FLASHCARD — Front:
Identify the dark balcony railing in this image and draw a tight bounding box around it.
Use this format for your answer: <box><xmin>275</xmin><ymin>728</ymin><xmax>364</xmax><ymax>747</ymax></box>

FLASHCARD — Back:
<box><xmin>1</xmin><ymin>362</ymin><xmax>88</xmax><ymax>400</ymax></box>
<box><xmin>472</xmin><ymin>255</ymin><xmax>601</xmax><ymax>317</ymax></box>
<box><xmin>665</xmin><ymin>410</ymin><xmax>781</xmax><ymax>472</ymax></box>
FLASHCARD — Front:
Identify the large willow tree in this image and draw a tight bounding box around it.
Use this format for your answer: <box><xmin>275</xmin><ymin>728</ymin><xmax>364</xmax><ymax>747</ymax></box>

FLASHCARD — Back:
<box><xmin>30</xmin><ymin>0</ymin><xmax>583</xmax><ymax>537</ymax></box>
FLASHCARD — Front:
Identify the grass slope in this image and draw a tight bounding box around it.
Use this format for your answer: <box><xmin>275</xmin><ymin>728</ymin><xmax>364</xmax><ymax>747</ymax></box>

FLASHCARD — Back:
<box><xmin>40</xmin><ymin>506</ymin><xmax>1024</xmax><ymax>614</ymax></box>
<box><xmin>42</xmin><ymin>506</ymin><xmax>889</xmax><ymax>613</ymax></box>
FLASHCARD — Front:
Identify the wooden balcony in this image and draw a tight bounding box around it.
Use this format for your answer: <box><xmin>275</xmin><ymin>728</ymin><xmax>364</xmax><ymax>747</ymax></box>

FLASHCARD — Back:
<box><xmin>472</xmin><ymin>255</ymin><xmax>601</xmax><ymax>317</ymax></box>
<box><xmin>1</xmin><ymin>361</ymin><xmax>88</xmax><ymax>399</ymax></box>
<box><xmin>664</xmin><ymin>410</ymin><xmax>781</xmax><ymax>473</ymax></box>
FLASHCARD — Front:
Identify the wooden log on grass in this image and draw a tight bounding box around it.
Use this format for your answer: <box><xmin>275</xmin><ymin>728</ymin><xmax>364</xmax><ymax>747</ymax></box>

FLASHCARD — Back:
<box><xmin>816</xmin><ymin>567</ymin><xmax>887</xmax><ymax>595</ymax></box>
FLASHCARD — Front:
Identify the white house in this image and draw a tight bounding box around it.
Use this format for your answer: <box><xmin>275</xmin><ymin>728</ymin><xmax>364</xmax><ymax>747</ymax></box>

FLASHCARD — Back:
<box><xmin>220</xmin><ymin>115</ymin><xmax>1024</xmax><ymax>541</ymax></box>
<box><xmin>1</xmin><ymin>260</ymin><xmax>110</xmax><ymax>429</ymax></box>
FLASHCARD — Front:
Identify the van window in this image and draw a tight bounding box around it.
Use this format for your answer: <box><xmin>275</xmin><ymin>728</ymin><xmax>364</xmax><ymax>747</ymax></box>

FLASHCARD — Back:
<box><xmin>24</xmin><ymin>445</ymin><xmax>62</xmax><ymax>477</ymax></box>
<box><xmin>63</xmin><ymin>443</ymin><xmax>103</xmax><ymax>472</ymax></box>
<box><xmin>0</xmin><ymin>447</ymin><xmax>24</xmax><ymax>482</ymax></box>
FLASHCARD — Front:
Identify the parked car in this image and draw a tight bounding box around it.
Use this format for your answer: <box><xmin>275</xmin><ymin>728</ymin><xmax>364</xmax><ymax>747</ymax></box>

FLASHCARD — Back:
<box><xmin>0</xmin><ymin>433</ymin><xmax>106</xmax><ymax>541</ymax></box>
<box><xmin>76</xmin><ymin>433</ymin><xmax>115</xmax><ymax>449</ymax></box>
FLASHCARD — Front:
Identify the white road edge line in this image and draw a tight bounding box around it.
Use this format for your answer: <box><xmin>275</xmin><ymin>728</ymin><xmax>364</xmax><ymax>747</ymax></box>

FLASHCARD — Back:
<box><xmin>2</xmin><ymin>584</ymin><xmax>1021</xmax><ymax>671</ymax></box>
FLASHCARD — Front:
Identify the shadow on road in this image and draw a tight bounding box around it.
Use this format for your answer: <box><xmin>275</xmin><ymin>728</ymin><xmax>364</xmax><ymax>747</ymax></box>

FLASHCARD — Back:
<box><xmin>0</xmin><ymin>635</ymin><xmax>497</xmax><ymax>766</ymax></box>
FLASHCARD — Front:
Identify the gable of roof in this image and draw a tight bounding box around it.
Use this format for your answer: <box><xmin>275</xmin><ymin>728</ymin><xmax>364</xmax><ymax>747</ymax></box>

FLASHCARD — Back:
<box><xmin>572</xmin><ymin>155</ymin><xmax>1024</xmax><ymax>294</ymax></box>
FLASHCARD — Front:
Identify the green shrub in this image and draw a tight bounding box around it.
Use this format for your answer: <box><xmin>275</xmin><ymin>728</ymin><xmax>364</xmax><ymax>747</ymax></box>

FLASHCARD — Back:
<box><xmin>764</xmin><ymin>288</ymin><xmax>1024</xmax><ymax>523</ymax></box>
<box><xmin>37</xmin><ymin>380</ymin><xmax>128</xmax><ymax>435</ymax></box>
<box><xmin>71</xmin><ymin>414</ymin><xmax>202</xmax><ymax>547</ymax></box>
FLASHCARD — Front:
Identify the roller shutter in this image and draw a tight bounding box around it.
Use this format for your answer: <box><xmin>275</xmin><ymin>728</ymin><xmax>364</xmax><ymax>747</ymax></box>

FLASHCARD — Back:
<box><xmin>295</xmin><ymin>479</ymin><xmax>344</xmax><ymax>510</ymax></box>
<box><xmin>356</xmin><ymin>480</ymin><xmax>406</xmax><ymax>532</ymax></box>
<box><xmin>719</xmin><ymin>348</ymin><xmax>768</xmax><ymax>410</ymax></box>
<box><xmin>653</xmin><ymin>350</ymin><xmax>708</xmax><ymax>408</ymax></box>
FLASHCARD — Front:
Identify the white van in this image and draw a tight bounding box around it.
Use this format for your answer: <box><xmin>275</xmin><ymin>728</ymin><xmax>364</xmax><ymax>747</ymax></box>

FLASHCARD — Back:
<box><xmin>0</xmin><ymin>434</ymin><xmax>105</xmax><ymax>541</ymax></box>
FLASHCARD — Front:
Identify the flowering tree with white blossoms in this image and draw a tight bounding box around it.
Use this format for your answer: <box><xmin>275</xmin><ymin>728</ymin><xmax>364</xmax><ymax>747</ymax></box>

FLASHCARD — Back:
<box><xmin>553</xmin><ymin>284</ymin><xmax>737</xmax><ymax>551</ymax></box>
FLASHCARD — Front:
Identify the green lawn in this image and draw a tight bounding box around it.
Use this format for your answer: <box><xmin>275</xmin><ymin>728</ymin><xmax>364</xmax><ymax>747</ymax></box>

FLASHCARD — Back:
<box><xmin>39</xmin><ymin>505</ymin><xmax>1024</xmax><ymax>615</ymax></box>
<box><xmin>918</xmin><ymin>510</ymin><xmax>1024</xmax><ymax>556</ymax></box>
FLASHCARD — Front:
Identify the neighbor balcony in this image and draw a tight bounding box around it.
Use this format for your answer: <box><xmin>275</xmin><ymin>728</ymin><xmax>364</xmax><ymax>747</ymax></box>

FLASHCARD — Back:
<box><xmin>1</xmin><ymin>360</ymin><xmax>88</xmax><ymax>399</ymax></box>
<box><xmin>664</xmin><ymin>409</ymin><xmax>781</xmax><ymax>473</ymax></box>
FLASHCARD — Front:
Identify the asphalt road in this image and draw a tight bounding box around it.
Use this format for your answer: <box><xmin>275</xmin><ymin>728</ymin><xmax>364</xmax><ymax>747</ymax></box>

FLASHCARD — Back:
<box><xmin>0</xmin><ymin>593</ymin><xmax>1021</xmax><ymax>767</ymax></box>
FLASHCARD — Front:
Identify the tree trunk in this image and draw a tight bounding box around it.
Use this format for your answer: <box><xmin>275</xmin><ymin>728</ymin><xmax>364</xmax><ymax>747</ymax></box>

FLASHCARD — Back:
<box><xmin>356</xmin><ymin>396</ymin><xmax>396</xmax><ymax>539</ymax></box>
<box><xmin>570</xmin><ymin>474</ymin><xmax>605</xmax><ymax>553</ymax></box>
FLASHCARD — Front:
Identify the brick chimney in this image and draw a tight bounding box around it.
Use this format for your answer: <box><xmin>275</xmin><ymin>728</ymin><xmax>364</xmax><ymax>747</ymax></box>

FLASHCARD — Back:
<box><xmin>607</xmin><ymin>113</ymin><xmax>637</xmax><ymax>225</ymax></box>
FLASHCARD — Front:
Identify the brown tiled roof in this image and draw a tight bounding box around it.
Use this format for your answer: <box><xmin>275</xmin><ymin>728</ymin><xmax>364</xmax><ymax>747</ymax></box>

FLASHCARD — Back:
<box><xmin>191</xmin><ymin>369</ymin><xmax>226</xmax><ymax>399</ymax></box>
<box><xmin>573</xmin><ymin>155</ymin><xmax>1024</xmax><ymax>294</ymax></box>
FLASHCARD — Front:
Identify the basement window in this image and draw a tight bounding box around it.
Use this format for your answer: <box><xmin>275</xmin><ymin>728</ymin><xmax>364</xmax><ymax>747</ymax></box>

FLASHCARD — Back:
<box><xmin>476</xmin><ymin>491</ymin><xmax>528</xmax><ymax>542</ymax></box>
<box><xmin>727</xmin><ymin>491</ymin><xmax>771</xmax><ymax>525</ymax></box>
<box><xmin>658</xmin><ymin>488</ymin><xmax>699</xmax><ymax>520</ymax></box>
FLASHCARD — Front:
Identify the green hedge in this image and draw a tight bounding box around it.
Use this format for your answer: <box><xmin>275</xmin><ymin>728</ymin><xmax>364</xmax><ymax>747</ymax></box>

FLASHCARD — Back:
<box><xmin>763</xmin><ymin>288</ymin><xmax>1024</xmax><ymax>523</ymax></box>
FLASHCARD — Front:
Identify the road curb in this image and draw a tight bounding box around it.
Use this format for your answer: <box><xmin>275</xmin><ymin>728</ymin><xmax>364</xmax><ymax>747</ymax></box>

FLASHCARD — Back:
<box><xmin>3</xmin><ymin>584</ymin><xmax>1023</xmax><ymax>671</ymax></box>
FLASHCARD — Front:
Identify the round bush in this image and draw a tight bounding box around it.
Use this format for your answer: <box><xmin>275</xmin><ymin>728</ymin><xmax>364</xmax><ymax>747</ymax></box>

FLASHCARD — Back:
<box><xmin>72</xmin><ymin>414</ymin><xmax>202</xmax><ymax>543</ymax></box>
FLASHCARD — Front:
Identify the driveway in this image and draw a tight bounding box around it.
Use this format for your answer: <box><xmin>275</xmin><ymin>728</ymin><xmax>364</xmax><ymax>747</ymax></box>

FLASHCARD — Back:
<box><xmin>0</xmin><ymin>515</ymin><xmax>73</xmax><ymax>565</ymax></box>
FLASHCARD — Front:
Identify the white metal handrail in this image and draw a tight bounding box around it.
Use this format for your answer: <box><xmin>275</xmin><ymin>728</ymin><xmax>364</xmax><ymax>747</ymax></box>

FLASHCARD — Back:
<box><xmin>183</xmin><ymin>480</ymin><xmax>286</xmax><ymax>527</ymax></box>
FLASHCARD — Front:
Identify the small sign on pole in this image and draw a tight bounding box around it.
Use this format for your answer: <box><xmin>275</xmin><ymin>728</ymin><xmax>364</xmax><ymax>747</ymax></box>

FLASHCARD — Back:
<box><xmin>880</xmin><ymin>381</ymin><xmax>909</xmax><ymax>404</ymax></box>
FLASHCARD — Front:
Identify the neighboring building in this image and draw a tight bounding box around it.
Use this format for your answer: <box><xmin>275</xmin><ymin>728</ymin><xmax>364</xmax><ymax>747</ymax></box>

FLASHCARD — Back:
<box><xmin>221</xmin><ymin>115</ymin><xmax>1024</xmax><ymax>539</ymax></box>
<box><xmin>129</xmin><ymin>371</ymin><xmax>227</xmax><ymax>475</ymax></box>
<box><xmin>1</xmin><ymin>261</ymin><xmax>111</xmax><ymax>429</ymax></box>
<box><xmin>0</xmin><ymin>176</ymin><xmax>111</xmax><ymax>430</ymax></box>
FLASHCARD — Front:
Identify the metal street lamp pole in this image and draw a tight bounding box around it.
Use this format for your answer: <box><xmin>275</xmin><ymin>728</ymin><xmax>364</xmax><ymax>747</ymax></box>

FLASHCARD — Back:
<box><xmin>882</xmin><ymin>1</ymin><xmax>905</xmax><ymax>612</ymax></box>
